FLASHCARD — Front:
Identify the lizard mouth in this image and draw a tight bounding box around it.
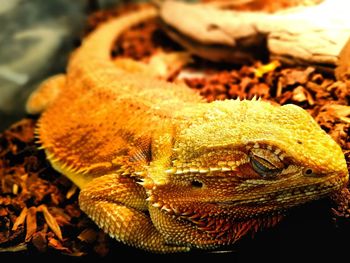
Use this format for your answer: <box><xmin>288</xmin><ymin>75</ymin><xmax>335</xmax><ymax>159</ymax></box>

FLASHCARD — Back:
<box><xmin>149</xmin><ymin>172</ymin><xmax>348</xmax><ymax>220</ymax></box>
<box><xmin>148</xmin><ymin>172</ymin><xmax>348</xmax><ymax>247</ymax></box>
<box><xmin>218</xmin><ymin>172</ymin><xmax>348</xmax><ymax>208</ymax></box>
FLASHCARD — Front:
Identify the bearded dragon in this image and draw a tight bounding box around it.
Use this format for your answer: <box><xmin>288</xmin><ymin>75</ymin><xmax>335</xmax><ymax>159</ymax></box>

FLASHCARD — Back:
<box><xmin>25</xmin><ymin>6</ymin><xmax>349</xmax><ymax>253</ymax></box>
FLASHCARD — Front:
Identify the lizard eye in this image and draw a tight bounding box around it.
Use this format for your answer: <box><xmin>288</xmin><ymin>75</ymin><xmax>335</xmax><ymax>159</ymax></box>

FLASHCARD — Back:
<box><xmin>249</xmin><ymin>148</ymin><xmax>284</xmax><ymax>178</ymax></box>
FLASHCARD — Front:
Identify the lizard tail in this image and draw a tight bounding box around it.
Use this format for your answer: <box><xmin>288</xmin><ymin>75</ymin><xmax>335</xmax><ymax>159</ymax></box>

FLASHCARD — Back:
<box><xmin>68</xmin><ymin>6</ymin><xmax>158</xmax><ymax>70</ymax></box>
<box><xmin>26</xmin><ymin>6</ymin><xmax>158</xmax><ymax>115</ymax></box>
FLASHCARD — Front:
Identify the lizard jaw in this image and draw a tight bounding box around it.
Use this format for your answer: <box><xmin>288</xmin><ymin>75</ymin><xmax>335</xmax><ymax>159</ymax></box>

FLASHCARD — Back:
<box><xmin>147</xmin><ymin>168</ymin><xmax>348</xmax><ymax>219</ymax></box>
<box><xmin>219</xmin><ymin>172</ymin><xmax>348</xmax><ymax>207</ymax></box>
<box><xmin>147</xmin><ymin>171</ymin><xmax>347</xmax><ymax>249</ymax></box>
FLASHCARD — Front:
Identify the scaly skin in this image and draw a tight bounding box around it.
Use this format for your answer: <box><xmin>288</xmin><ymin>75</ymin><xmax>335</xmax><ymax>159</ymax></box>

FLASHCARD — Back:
<box><xmin>26</xmin><ymin>6</ymin><xmax>349</xmax><ymax>253</ymax></box>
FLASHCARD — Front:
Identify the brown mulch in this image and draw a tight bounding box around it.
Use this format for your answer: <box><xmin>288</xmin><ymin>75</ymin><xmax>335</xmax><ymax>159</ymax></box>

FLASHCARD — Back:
<box><xmin>0</xmin><ymin>3</ymin><xmax>349</xmax><ymax>258</ymax></box>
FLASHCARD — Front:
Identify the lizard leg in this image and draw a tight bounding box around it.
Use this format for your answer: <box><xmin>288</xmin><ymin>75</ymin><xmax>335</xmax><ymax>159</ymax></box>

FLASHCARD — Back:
<box><xmin>26</xmin><ymin>74</ymin><xmax>66</xmax><ymax>114</ymax></box>
<box><xmin>79</xmin><ymin>174</ymin><xmax>190</xmax><ymax>253</ymax></box>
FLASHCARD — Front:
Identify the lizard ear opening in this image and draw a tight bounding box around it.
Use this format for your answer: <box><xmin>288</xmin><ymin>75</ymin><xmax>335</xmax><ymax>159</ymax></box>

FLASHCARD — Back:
<box><xmin>302</xmin><ymin>168</ymin><xmax>315</xmax><ymax>177</ymax></box>
<box><xmin>191</xmin><ymin>180</ymin><xmax>203</xmax><ymax>188</ymax></box>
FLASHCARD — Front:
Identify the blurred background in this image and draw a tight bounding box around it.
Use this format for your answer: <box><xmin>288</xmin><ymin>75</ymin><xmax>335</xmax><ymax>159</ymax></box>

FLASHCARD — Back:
<box><xmin>0</xmin><ymin>0</ymin><xmax>122</xmax><ymax>132</ymax></box>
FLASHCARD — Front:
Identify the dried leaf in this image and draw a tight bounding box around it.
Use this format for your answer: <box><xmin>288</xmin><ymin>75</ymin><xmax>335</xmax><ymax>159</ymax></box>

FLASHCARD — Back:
<box><xmin>328</xmin><ymin>123</ymin><xmax>349</xmax><ymax>147</ymax></box>
<box><xmin>305</xmin><ymin>81</ymin><xmax>328</xmax><ymax>100</ymax></box>
<box><xmin>66</xmin><ymin>184</ymin><xmax>78</xmax><ymax>200</ymax></box>
<box><xmin>249</xmin><ymin>82</ymin><xmax>270</xmax><ymax>99</ymax></box>
<box><xmin>25</xmin><ymin>207</ymin><xmax>37</xmax><ymax>242</ymax></box>
<box><xmin>330</xmin><ymin>188</ymin><xmax>350</xmax><ymax>218</ymax></box>
<box><xmin>94</xmin><ymin>231</ymin><xmax>110</xmax><ymax>257</ymax></box>
<box><xmin>280</xmin><ymin>67</ymin><xmax>315</xmax><ymax>86</ymax></box>
<box><xmin>48</xmin><ymin>207</ymin><xmax>72</xmax><ymax>226</ymax></box>
<box><xmin>12</xmin><ymin>206</ymin><xmax>27</xmax><ymax>231</ymax></box>
<box><xmin>64</xmin><ymin>204</ymin><xmax>82</xmax><ymax>218</ymax></box>
<box><xmin>32</xmin><ymin>231</ymin><xmax>48</xmax><ymax>252</ymax></box>
<box><xmin>38</xmin><ymin>205</ymin><xmax>63</xmax><ymax>241</ymax></box>
<box><xmin>0</xmin><ymin>243</ymin><xmax>27</xmax><ymax>252</ymax></box>
<box><xmin>3</xmin><ymin>119</ymin><xmax>36</xmax><ymax>144</ymax></box>
<box><xmin>0</xmin><ymin>207</ymin><xmax>8</xmax><ymax>217</ymax></box>
<box><xmin>48</xmin><ymin>237</ymin><xmax>71</xmax><ymax>253</ymax></box>
<box><xmin>78</xmin><ymin>228</ymin><xmax>98</xmax><ymax>244</ymax></box>
<box><xmin>318</xmin><ymin>104</ymin><xmax>350</xmax><ymax>123</ymax></box>
<box><xmin>292</xmin><ymin>85</ymin><xmax>314</xmax><ymax>105</ymax></box>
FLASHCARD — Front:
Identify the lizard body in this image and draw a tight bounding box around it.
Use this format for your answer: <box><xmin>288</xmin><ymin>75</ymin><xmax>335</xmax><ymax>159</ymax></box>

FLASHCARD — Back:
<box><xmin>26</xmin><ymin>6</ymin><xmax>349</xmax><ymax>253</ymax></box>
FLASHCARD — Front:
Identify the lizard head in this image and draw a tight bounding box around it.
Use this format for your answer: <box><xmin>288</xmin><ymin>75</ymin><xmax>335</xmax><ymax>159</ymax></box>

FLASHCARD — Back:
<box><xmin>145</xmin><ymin>99</ymin><xmax>348</xmax><ymax>248</ymax></box>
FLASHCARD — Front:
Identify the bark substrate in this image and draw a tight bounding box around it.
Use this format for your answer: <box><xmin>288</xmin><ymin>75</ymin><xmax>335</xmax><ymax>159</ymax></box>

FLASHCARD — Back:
<box><xmin>0</xmin><ymin>3</ymin><xmax>349</xmax><ymax>261</ymax></box>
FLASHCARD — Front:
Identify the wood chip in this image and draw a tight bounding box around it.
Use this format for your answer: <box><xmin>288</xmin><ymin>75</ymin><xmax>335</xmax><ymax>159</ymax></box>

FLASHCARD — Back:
<box><xmin>12</xmin><ymin>206</ymin><xmax>27</xmax><ymax>231</ymax></box>
<box><xmin>25</xmin><ymin>207</ymin><xmax>37</xmax><ymax>242</ymax></box>
<box><xmin>78</xmin><ymin>228</ymin><xmax>98</xmax><ymax>244</ymax></box>
<box><xmin>37</xmin><ymin>205</ymin><xmax>63</xmax><ymax>241</ymax></box>
<box><xmin>32</xmin><ymin>231</ymin><xmax>48</xmax><ymax>252</ymax></box>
